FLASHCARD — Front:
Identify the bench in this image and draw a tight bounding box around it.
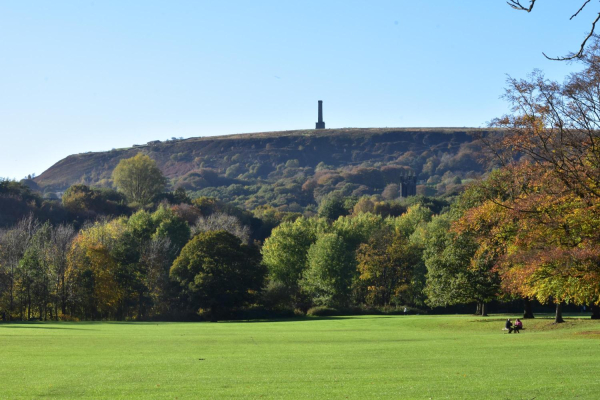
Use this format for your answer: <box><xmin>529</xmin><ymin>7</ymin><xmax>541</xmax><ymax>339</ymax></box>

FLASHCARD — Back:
<box><xmin>502</xmin><ymin>327</ymin><xmax>524</xmax><ymax>333</ymax></box>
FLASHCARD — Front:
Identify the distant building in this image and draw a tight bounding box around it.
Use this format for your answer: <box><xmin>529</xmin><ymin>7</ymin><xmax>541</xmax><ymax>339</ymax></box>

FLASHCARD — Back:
<box><xmin>399</xmin><ymin>171</ymin><xmax>417</xmax><ymax>197</ymax></box>
<box><xmin>315</xmin><ymin>100</ymin><xmax>325</xmax><ymax>129</ymax></box>
<box><xmin>400</xmin><ymin>177</ymin><xmax>417</xmax><ymax>197</ymax></box>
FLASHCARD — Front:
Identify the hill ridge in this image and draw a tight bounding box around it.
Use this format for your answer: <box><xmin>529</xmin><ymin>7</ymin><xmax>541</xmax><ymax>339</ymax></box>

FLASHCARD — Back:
<box><xmin>34</xmin><ymin>127</ymin><xmax>490</xmax><ymax>209</ymax></box>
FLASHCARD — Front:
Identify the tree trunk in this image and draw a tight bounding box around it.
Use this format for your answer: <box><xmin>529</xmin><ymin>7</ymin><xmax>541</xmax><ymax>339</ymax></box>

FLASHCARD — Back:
<box><xmin>481</xmin><ymin>302</ymin><xmax>488</xmax><ymax>316</ymax></box>
<box><xmin>137</xmin><ymin>292</ymin><xmax>146</xmax><ymax>321</ymax></box>
<box><xmin>210</xmin><ymin>309</ymin><xmax>219</xmax><ymax>322</ymax></box>
<box><xmin>61</xmin><ymin>276</ymin><xmax>67</xmax><ymax>315</ymax></box>
<box><xmin>475</xmin><ymin>302</ymin><xmax>481</xmax><ymax>315</ymax></box>
<box><xmin>18</xmin><ymin>288</ymin><xmax>23</xmax><ymax>321</ymax></box>
<box><xmin>27</xmin><ymin>286</ymin><xmax>31</xmax><ymax>320</ymax></box>
<box><xmin>523</xmin><ymin>298</ymin><xmax>534</xmax><ymax>319</ymax></box>
<box><xmin>591</xmin><ymin>304</ymin><xmax>600</xmax><ymax>320</ymax></box>
<box><xmin>9</xmin><ymin>265</ymin><xmax>14</xmax><ymax>321</ymax></box>
<box><xmin>554</xmin><ymin>303</ymin><xmax>565</xmax><ymax>323</ymax></box>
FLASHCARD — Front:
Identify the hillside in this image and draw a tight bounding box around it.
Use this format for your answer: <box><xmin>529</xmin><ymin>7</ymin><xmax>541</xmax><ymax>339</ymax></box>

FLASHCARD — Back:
<box><xmin>35</xmin><ymin>128</ymin><xmax>492</xmax><ymax>211</ymax></box>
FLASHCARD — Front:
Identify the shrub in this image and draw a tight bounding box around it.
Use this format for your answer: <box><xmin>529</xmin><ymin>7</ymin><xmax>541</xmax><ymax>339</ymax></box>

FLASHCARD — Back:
<box><xmin>306</xmin><ymin>306</ymin><xmax>339</xmax><ymax>316</ymax></box>
<box><xmin>58</xmin><ymin>314</ymin><xmax>80</xmax><ymax>322</ymax></box>
<box><xmin>285</xmin><ymin>159</ymin><xmax>300</xmax><ymax>168</ymax></box>
<box><xmin>380</xmin><ymin>305</ymin><xmax>427</xmax><ymax>315</ymax></box>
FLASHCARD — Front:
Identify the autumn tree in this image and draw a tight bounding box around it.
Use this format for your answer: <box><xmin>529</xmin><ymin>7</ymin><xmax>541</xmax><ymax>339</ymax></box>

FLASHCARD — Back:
<box><xmin>477</xmin><ymin>40</ymin><xmax>600</xmax><ymax>321</ymax></box>
<box><xmin>62</xmin><ymin>184</ymin><xmax>127</xmax><ymax>217</ymax></box>
<box><xmin>457</xmin><ymin>164</ymin><xmax>600</xmax><ymax>322</ymax></box>
<box><xmin>66</xmin><ymin>220</ymin><xmax>127</xmax><ymax>319</ymax></box>
<box><xmin>112</xmin><ymin>154</ymin><xmax>166</xmax><ymax>205</ymax></box>
<box><xmin>490</xmin><ymin>56</ymin><xmax>600</xmax><ymax>200</ymax></box>
<box><xmin>352</xmin><ymin>197</ymin><xmax>376</xmax><ymax>215</ymax></box>
<box><xmin>356</xmin><ymin>228</ymin><xmax>420</xmax><ymax>307</ymax></box>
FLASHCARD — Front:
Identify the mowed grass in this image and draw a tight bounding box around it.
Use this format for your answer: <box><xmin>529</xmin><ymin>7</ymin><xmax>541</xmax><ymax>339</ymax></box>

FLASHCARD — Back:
<box><xmin>1</xmin><ymin>315</ymin><xmax>599</xmax><ymax>399</ymax></box>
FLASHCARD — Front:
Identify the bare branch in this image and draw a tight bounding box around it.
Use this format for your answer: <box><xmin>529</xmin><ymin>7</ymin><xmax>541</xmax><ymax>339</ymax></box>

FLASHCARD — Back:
<box><xmin>507</xmin><ymin>0</ymin><xmax>536</xmax><ymax>12</ymax></box>
<box><xmin>544</xmin><ymin>15</ymin><xmax>600</xmax><ymax>60</ymax></box>
<box><xmin>571</xmin><ymin>0</ymin><xmax>592</xmax><ymax>20</ymax></box>
<box><xmin>508</xmin><ymin>0</ymin><xmax>599</xmax><ymax>61</ymax></box>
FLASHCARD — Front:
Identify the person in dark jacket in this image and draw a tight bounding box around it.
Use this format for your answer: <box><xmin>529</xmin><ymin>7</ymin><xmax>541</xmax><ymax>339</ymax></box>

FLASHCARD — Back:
<box><xmin>505</xmin><ymin>318</ymin><xmax>513</xmax><ymax>333</ymax></box>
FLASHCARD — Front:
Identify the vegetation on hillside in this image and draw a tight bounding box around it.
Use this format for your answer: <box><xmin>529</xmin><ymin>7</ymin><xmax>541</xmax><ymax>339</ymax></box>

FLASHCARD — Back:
<box><xmin>33</xmin><ymin>128</ymin><xmax>492</xmax><ymax>213</ymax></box>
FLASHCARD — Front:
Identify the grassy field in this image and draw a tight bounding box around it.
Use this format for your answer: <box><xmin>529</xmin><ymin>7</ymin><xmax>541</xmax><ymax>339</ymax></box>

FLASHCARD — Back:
<box><xmin>1</xmin><ymin>315</ymin><xmax>599</xmax><ymax>399</ymax></box>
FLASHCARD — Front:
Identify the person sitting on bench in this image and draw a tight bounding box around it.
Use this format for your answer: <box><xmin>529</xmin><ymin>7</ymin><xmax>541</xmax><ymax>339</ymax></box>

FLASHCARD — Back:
<box><xmin>514</xmin><ymin>318</ymin><xmax>523</xmax><ymax>333</ymax></box>
<box><xmin>505</xmin><ymin>318</ymin><xmax>513</xmax><ymax>333</ymax></box>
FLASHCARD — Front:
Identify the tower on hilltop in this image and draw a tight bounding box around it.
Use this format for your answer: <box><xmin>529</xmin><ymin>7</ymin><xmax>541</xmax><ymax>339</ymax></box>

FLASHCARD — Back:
<box><xmin>315</xmin><ymin>100</ymin><xmax>325</xmax><ymax>129</ymax></box>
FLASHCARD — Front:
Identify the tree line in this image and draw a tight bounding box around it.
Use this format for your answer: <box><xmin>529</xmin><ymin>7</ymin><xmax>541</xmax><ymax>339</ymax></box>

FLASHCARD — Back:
<box><xmin>3</xmin><ymin>43</ymin><xmax>600</xmax><ymax>322</ymax></box>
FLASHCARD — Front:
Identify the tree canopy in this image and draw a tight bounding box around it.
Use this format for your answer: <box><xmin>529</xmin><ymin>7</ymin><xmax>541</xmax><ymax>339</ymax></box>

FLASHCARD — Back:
<box><xmin>170</xmin><ymin>230</ymin><xmax>264</xmax><ymax>320</ymax></box>
<box><xmin>112</xmin><ymin>154</ymin><xmax>166</xmax><ymax>205</ymax></box>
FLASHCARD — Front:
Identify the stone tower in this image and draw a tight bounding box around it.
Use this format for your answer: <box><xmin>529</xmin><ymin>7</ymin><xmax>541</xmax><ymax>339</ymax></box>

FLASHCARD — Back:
<box><xmin>315</xmin><ymin>100</ymin><xmax>325</xmax><ymax>129</ymax></box>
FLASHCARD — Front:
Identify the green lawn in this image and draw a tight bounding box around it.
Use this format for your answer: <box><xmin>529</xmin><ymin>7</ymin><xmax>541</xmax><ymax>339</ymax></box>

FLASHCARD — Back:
<box><xmin>1</xmin><ymin>315</ymin><xmax>599</xmax><ymax>399</ymax></box>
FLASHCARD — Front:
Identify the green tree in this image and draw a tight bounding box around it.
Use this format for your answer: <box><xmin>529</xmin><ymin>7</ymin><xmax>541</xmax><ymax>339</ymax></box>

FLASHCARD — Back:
<box><xmin>17</xmin><ymin>222</ymin><xmax>52</xmax><ymax>320</ymax></box>
<box><xmin>170</xmin><ymin>230</ymin><xmax>264</xmax><ymax>321</ymax></box>
<box><xmin>122</xmin><ymin>206</ymin><xmax>190</xmax><ymax>318</ymax></box>
<box><xmin>302</xmin><ymin>233</ymin><xmax>355</xmax><ymax>307</ymax></box>
<box><xmin>140</xmin><ymin>236</ymin><xmax>174</xmax><ymax>316</ymax></box>
<box><xmin>318</xmin><ymin>195</ymin><xmax>349</xmax><ymax>220</ymax></box>
<box><xmin>0</xmin><ymin>215</ymin><xmax>39</xmax><ymax>320</ymax></box>
<box><xmin>390</xmin><ymin>204</ymin><xmax>433</xmax><ymax>238</ymax></box>
<box><xmin>332</xmin><ymin>212</ymin><xmax>385</xmax><ymax>250</ymax></box>
<box><xmin>112</xmin><ymin>154</ymin><xmax>166</xmax><ymax>205</ymax></box>
<box><xmin>423</xmin><ymin>214</ymin><xmax>499</xmax><ymax>316</ymax></box>
<box><xmin>126</xmin><ymin>206</ymin><xmax>190</xmax><ymax>255</ymax></box>
<box><xmin>127</xmin><ymin>210</ymin><xmax>156</xmax><ymax>244</ymax></box>
<box><xmin>151</xmin><ymin>206</ymin><xmax>190</xmax><ymax>254</ymax></box>
<box><xmin>261</xmin><ymin>217</ymin><xmax>322</xmax><ymax>290</ymax></box>
<box><xmin>47</xmin><ymin>224</ymin><xmax>76</xmax><ymax>317</ymax></box>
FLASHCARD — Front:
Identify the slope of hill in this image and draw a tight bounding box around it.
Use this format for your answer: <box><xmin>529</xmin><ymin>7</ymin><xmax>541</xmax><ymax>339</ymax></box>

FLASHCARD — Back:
<box><xmin>35</xmin><ymin>128</ymin><xmax>491</xmax><ymax>211</ymax></box>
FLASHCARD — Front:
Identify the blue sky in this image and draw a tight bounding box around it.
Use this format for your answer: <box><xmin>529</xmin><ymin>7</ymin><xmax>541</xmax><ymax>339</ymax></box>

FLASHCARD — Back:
<box><xmin>0</xmin><ymin>1</ymin><xmax>594</xmax><ymax>179</ymax></box>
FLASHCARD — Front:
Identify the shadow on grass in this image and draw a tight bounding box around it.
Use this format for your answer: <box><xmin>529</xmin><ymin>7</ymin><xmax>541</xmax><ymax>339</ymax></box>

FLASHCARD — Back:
<box><xmin>6</xmin><ymin>320</ymin><xmax>223</xmax><ymax>326</ymax></box>
<box><xmin>219</xmin><ymin>315</ymin><xmax>399</xmax><ymax>324</ymax></box>
<box><xmin>472</xmin><ymin>313</ymin><xmax>594</xmax><ymax>323</ymax></box>
<box><xmin>0</xmin><ymin>323</ymin><xmax>96</xmax><ymax>331</ymax></box>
